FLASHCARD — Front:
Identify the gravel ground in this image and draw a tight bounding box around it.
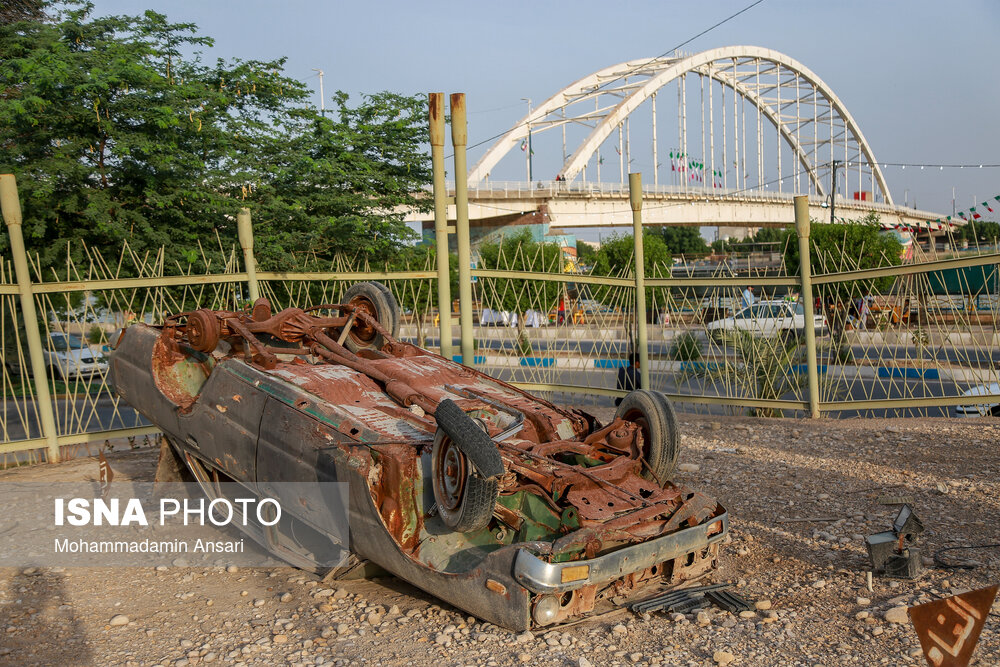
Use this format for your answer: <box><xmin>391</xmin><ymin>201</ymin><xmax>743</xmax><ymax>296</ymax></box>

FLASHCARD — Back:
<box><xmin>0</xmin><ymin>412</ymin><xmax>998</xmax><ymax>667</ymax></box>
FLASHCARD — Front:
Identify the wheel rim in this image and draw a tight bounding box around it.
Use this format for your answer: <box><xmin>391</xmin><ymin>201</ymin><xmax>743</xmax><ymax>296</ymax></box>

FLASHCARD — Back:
<box><xmin>348</xmin><ymin>295</ymin><xmax>379</xmax><ymax>346</ymax></box>
<box><xmin>434</xmin><ymin>439</ymin><xmax>466</xmax><ymax>512</ymax></box>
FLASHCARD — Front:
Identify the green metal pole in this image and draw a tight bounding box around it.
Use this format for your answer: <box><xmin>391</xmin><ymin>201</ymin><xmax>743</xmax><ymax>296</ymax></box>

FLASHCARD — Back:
<box><xmin>1</xmin><ymin>175</ymin><xmax>61</xmax><ymax>462</ymax></box>
<box><xmin>429</xmin><ymin>92</ymin><xmax>453</xmax><ymax>359</ymax></box>
<box><xmin>795</xmin><ymin>195</ymin><xmax>820</xmax><ymax>418</ymax></box>
<box><xmin>451</xmin><ymin>93</ymin><xmax>474</xmax><ymax>366</ymax></box>
<box><xmin>628</xmin><ymin>173</ymin><xmax>649</xmax><ymax>391</ymax></box>
<box><xmin>237</xmin><ymin>207</ymin><xmax>260</xmax><ymax>303</ymax></box>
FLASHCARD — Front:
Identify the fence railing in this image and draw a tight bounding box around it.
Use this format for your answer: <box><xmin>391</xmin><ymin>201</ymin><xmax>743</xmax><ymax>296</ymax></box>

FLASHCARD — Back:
<box><xmin>3</xmin><ymin>161</ymin><xmax>1000</xmax><ymax>464</ymax></box>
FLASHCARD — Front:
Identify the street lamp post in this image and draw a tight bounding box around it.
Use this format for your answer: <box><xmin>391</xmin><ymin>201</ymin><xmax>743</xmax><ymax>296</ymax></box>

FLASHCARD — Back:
<box><xmin>521</xmin><ymin>98</ymin><xmax>533</xmax><ymax>182</ymax></box>
<box><xmin>829</xmin><ymin>159</ymin><xmax>841</xmax><ymax>223</ymax></box>
<box><xmin>311</xmin><ymin>68</ymin><xmax>326</xmax><ymax>115</ymax></box>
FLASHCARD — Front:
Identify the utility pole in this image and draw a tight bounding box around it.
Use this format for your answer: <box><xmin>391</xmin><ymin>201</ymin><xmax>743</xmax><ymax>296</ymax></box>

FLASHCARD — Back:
<box><xmin>829</xmin><ymin>159</ymin><xmax>840</xmax><ymax>224</ymax></box>
<box><xmin>312</xmin><ymin>68</ymin><xmax>325</xmax><ymax>115</ymax></box>
<box><xmin>521</xmin><ymin>98</ymin><xmax>533</xmax><ymax>182</ymax></box>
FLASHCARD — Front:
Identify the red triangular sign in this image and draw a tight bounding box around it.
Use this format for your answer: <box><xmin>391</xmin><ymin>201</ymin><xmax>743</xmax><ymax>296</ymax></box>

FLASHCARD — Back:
<box><xmin>908</xmin><ymin>585</ymin><xmax>998</xmax><ymax>667</ymax></box>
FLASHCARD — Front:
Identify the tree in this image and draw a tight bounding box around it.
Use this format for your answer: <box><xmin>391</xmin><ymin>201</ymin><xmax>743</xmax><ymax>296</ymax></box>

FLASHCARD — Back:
<box><xmin>575</xmin><ymin>239</ymin><xmax>597</xmax><ymax>266</ymax></box>
<box><xmin>652</xmin><ymin>226</ymin><xmax>709</xmax><ymax>256</ymax></box>
<box><xmin>0</xmin><ymin>2</ymin><xmax>430</xmax><ymax>275</ymax></box>
<box><xmin>592</xmin><ymin>231</ymin><xmax>669</xmax><ymax>314</ymax></box>
<box><xmin>592</xmin><ymin>231</ymin><xmax>669</xmax><ymax>278</ymax></box>
<box><xmin>477</xmin><ymin>230</ymin><xmax>562</xmax><ymax>350</ymax></box>
<box><xmin>0</xmin><ymin>0</ymin><xmax>44</xmax><ymax>26</ymax></box>
<box><xmin>784</xmin><ymin>213</ymin><xmax>903</xmax><ymax>298</ymax></box>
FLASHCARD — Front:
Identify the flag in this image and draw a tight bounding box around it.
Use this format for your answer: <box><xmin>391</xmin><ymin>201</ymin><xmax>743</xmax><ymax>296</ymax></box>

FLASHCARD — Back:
<box><xmin>615</xmin><ymin>145</ymin><xmax>621</xmax><ymax>156</ymax></box>
<box><xmin>520</xmin><ymin>140</ymin><xmax>527</xmax><ymax>152</ymax></box>
<box><xmin>598</xmin><ymin>156</ymin><xmax>604</xmax><ymax>165</ymax></box>
<box><xmin>971</xmin><ymin>207</ymin><xmax>981</xmax><ymax>219</ymax></box>
<box><xmin>958</xmin><ymin>211</ymin><xmax>968</xmax><ymax>220</ymax></box>
<box><xmin>983</xmin><ymin>201</ymin><xmax>994</xmax><ymax>213</ymax></box>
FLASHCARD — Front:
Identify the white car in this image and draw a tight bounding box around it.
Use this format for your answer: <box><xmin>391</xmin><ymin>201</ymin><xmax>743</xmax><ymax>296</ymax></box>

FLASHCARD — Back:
<box><xmin>955</xmin><ymin>382</ymin><xmax>1000</xmax><ymax>417</ymax></box>
<box><xmin>705</xmin><ymin>300</ymin><xmax>827</xmax><ymax>339</ymax></box>
<box><xmin>44</xmin><ymin>332</ymin><xmax>108</xmax><ymax>380</ymax></box>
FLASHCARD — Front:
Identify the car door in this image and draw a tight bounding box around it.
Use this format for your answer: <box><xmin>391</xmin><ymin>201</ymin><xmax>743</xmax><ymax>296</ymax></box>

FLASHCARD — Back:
<box><xmin>175</xmin><ymin>363</ymin><xmax>267</xmax><ymax>485</ymax></box>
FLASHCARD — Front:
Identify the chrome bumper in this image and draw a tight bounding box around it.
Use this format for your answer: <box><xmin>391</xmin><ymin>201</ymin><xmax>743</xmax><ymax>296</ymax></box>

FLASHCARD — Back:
<box><xmin>513</xmin><ymin>509</ymin><xmax>728</xmax><ymax>594</ymax></box>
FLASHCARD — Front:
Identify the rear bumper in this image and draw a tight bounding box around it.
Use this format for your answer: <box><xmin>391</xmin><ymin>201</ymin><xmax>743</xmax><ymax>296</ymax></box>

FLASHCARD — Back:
<box><xmin>513</xmin><ymin>509</ymin><xmax>728</xmax><ymax>594</ymax></box>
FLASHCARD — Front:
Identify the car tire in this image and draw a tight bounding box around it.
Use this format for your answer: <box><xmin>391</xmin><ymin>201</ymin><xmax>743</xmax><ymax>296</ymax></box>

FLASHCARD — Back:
<box><xmin>431</xmin><ymin>399</ymin><xmax>502</xmax><ymax>533</ymax></box>
<box><xmin>341</xmin><ymin>281</ymin><xmax>400</xmax><ymax>352</ymax></box>
<box><xmin>47</xmin><ymin>364</ymin><xmax>64</xmax><ymax>383</ymax></box>
<box><xmin>615</xmin><ymin>389</ymin><xmax>679</xmax><ymax>485</ymax></box>
<box><xmin>990</xmin><ymin>404</ymin><xmax>1000</xmax><ymax>418</ymax></box>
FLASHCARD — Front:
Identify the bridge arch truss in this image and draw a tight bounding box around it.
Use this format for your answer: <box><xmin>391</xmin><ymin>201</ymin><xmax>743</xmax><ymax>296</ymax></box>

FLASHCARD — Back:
<box><xmin>469</xmin><ymin>46</ymin><xmax>894</xmax><ymax>206</ymax></box>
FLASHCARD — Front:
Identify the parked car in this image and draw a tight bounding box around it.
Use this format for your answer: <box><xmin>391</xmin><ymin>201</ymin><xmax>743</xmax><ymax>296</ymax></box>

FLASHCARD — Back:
<box><xmin>705</xmin><ymin>300</ymin><xmax>827</xmax><ymax>339</ymax></box>
<box><xmin>955</xmin><ymin>382</ymin><xmax>1000</xmax><ymax>417</ymax></box>
<box><xmin>110</xmin><ymin>282</ymin><xmax>728</xmax><ymax>631</ymax></box>
<box><xmin>44</xmin><ymin>332</ymin><xmax>107</xmax><ymax>380</ymax></box>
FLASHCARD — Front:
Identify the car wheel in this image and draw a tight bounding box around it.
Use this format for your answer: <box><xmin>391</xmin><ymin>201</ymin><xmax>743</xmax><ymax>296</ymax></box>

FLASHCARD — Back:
<box><xmin>47</xmin><ymin>364</ymin><xmax>65</xmax><ymax>383</ymax></box>
<box><xmin>431</xmin><ymin>433</ymin><xmax>498</xmax><ymax>533</ymax></box>
<box><xmin>990</xmin><ymin>404</ymin><xmax>1000</xmax><ymax>417</ymax></box>
<box><xmin>615</xmin><ymin>389</ymin><xmax>679</xmax><ymax>485</ymax></box>
<box><xmin>431</xmin><ymin>400</ymin><xmax>501</xmax><ymax>533</ymax></box>
<box><xmin>341</xmin><ymin>281</ymin><xmax>400</xmax><ymax>352</ymax></box>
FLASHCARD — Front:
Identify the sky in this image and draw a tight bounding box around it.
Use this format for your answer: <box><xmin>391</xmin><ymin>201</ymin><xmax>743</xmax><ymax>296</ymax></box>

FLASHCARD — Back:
<box><xmin>89</xmin><ymin>0</ymin><xmax>1000</xmax><ymax>231</ymax></box>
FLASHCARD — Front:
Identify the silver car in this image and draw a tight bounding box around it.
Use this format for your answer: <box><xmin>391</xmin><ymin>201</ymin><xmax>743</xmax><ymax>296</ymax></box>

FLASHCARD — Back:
<box><xmin>44</xmin><ymin>332</ymin><xmax>108</xmax><ymax>380</ymax></box>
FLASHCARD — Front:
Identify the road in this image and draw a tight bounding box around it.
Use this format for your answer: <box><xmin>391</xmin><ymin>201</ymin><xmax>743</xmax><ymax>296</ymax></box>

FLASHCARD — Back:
<box><xmin>411</xmin><ymin>335</ymin><xmax>1000</xmax><ymax>367</ymax></box>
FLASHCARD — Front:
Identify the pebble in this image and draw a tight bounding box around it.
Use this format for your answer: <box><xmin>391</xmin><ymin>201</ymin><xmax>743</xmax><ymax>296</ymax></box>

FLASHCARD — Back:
<box><xmin>678</xmin><ymin>463</ymin><xmax>701</xmax><ymax>473</ymax></box>
<box><xmin>611</xmin><ymin>624</ymin><xmax>628</xmax><ymax>637</ymax></box>
<box><xmin>811</xmin><ymin>579</ymin><xmax>827</xmax><ymax>589</ymax></box>
<box><xmin>754</xmin><ymin>599</ymin><xmax>772</xmax><ymax>610</ymax></box>
<box><xmin>109</xmin><ymin>614</ymin><xmax>129</xmax><ymax>627</ymax></box>
<box><xmin>272</xmin><ymin>634</ymin><xmax>288</xmax><ymax>644</ymax></box>
<box><xmin>516</xmin><ymin>631</ymin><xmax>533</xmax><ymax>643</ymax></box>
<box><xmin>884</xmin><ymin>606</ymin><xmax>909</xmax><ymax>624</ymax></box>
<box><xmin>279</xmin><ymin>592</ymin><xmax>292</xmax><ymax>603</ymax></box>
<box><xmin>578</xmin><ymin>658</ymin><xmax>593</xmax><ymax>667</ymax></box>
<box><xmin>713</xmin><ymin>650</ymin><xmax>736</xmax><ymax>665</ymax></box>
<box><xmin>856</xmin><ymin>597</ymin><xmax>871</xmax><ymax>606</ymax></box>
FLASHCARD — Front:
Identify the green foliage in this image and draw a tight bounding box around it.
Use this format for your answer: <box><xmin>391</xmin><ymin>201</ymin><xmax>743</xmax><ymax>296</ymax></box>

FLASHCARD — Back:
<box><xmin>592</xmin><ymin>231</ymin><xmax>669</xmax><ymax>277</ymax></box>
<box><xmin>0</xmin><ymin>2</ymin><xmax>430</xmax><ymax>275</ymax></box>
<box><xmin>947</xmin><ymin>220</ymin><xmax>1000</xmax><ymax>245</ymax></box>
<box><xmin>592</xmin><ymin>232</ymin><xmax>669</xmax><ymax>311</ymax></box>
<box><xmin>669</xmin><ymin>331</ymin><xmax>702</xmax><ymax>362</ymax></box>
<box><xmin>782</xmin><ymin>213</ymin><xmax>902</xmax><ymax>300</ymax></box>
<box><xmin>652</xmin><ymin>226</ymin><xmax>709</xmax><ymax>256</ymax></box>
<box><xmin>476</xmin><ymin>230</ymin><xmax>562</xmax><ymax>325</ymax></box>
<box><xmin>722</xmin><ymin>330</ymin><xmax>807</xmax><ymax>418</ymax></box>
<box><xmin>86</xmin><ymin>323</ymin><xmax>105</xmax><ymax>345</ymax></box>
<box><xmin>575</xmin><ymin>240</ymin><xmax>597</xmax><ymax>266</ymax></box>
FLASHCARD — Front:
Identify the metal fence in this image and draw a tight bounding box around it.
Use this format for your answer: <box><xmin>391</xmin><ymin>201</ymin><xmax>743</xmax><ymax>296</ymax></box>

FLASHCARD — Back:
<box><xmin>3</xmin><ymin>161</ymin><xmax>1000</xmax><ymax>465</ymax></box>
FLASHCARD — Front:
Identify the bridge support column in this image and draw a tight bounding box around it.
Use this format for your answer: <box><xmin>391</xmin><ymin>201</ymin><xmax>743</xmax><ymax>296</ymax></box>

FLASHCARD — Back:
<box><xmin>451</xmin><ymin>94</ymin><xmax>475</xmax><ymax>366</ymax></box>
<box><xmin>628</xmin><ymin>173</ymin><xmax>649</xmax><ymax>391</ymax></box>
<box><xmin>795</xmin><ymin>195</ymin><xmax>821</xmax><ymax>418</ymax></box>
<box><xmin>428</xmin><ymin>93</ymin><xmax>453</xmax><ymax>359</ymax></box>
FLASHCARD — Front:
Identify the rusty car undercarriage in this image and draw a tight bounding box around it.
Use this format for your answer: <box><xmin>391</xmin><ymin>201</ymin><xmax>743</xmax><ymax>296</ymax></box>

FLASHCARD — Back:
<box><xmin>110</xmin><ymin>281</ymin><xmax>728</xmax><ymax>630</ymax></box>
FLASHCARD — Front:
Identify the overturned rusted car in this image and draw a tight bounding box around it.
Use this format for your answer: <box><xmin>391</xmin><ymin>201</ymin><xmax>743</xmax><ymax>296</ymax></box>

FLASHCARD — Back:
<box><xmin>110</xmin><ymin>282</ymin><xmax>727</xmax><ymax>630</ymax></box>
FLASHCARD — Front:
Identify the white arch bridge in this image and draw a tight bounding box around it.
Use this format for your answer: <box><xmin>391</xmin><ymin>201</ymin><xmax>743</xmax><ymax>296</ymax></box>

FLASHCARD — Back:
<box><xmin>413</xmin><ymin>46</ymin><xmax>945</xmax><ymax>232</ymax></box>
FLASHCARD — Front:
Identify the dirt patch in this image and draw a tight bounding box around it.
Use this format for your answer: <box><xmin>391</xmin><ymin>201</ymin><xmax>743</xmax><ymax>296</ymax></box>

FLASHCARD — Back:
<box><xmin>1</xmin><ymin>414</ymin><xmax>998</xmax><ymax>666</ymax></box>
